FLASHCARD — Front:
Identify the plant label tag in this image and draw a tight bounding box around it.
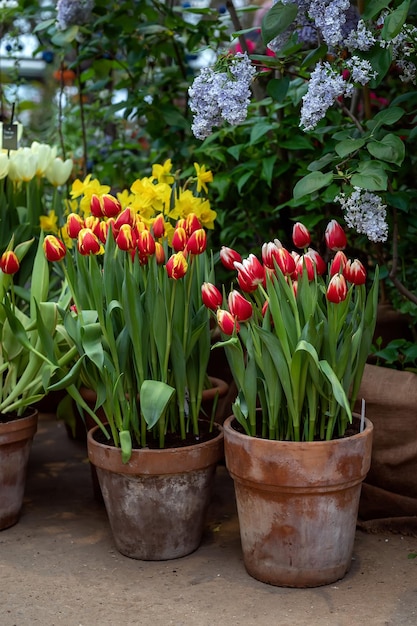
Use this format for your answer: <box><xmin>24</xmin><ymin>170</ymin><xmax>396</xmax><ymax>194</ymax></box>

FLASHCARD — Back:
<box><xmin>2</xmin><ymin>123</ymin><xmax>19</xmax><ymax>150</ymax></box>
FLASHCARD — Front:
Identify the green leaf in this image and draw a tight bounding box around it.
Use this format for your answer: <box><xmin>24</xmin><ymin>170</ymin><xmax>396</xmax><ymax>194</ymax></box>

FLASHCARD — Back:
<box><xmin>119</xmin><ymin>430</ymin><xmax>132</xmax><ymax>464</ymax></box>
<box><xmin>351</xmin><ymin>161</ymin><xmax>388</xmax><ymax>191</ymax></box>
<box><xmin>81</xmin><ymin>323</ymin><xmax>105</xmax><ymax>369</ymax></box>
<box><xmin>362</xmin><ymin>0</ymin><xmax>391</xmax><ymax>20</ymax></box>
<box><xmin>250</xmin><ymin>122</ymin><xmax>275</xmax><ymax>144</ymax></box>
<box><xmin>367</xmin><ymin>134</ymin><xmax>405</xmax><ymax>165</ymax></box>
<box><xmin>140</xmin><ymin>380</ymin><xmax>175</xmax><ymax>429</ymax></box>
<box><xmin>293</xmin><ymin>171</ymin><xmax>334</xmax><ymax>199</ymax></box>
<box><xmin>372</xmin><ymin>107</ymin><xmax>405</xmax><ymax>128</ymax></box>
<box><xmin>266</xmin><ymin>76</ymin><xmax>290</xmax><ymax>102</ymax></box>
<box><xmin>262</xmin><ymin>155</ymin><xmax>277</xmax><ymax>187</ymax></box>
<box><xmin>261</xmin><ymin>2</ymin><xmax>298</xmax><ymax>46</ymax></box>
<box><xmin>335</xmin><ymin>138</ymin><xmax>366</xmax><ymax>158</ymax></box>
<box><xmin>381</xmin><ymin>0</ymin><xmax>410</xmax><ymax>40</ymax></box>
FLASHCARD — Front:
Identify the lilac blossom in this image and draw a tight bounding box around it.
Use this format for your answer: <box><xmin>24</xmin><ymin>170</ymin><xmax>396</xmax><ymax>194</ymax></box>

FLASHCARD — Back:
<box><xmin>307</xmin><ymin>0</ymin><xmax>350</xmax><ymax>47</ymax></box>
<box><xmin>188</xmin><ymin>53</ymin><xmax>256</xmax><ymax>140</ymax></box>
<box><xmin>335</xmin><ymin>187</ymin><xmax>388</xmax><ymax>242</ymax></box>
<box><xmin>345</xmin><ymin>57</ymin><xmax>376</xmax><ymax>85</ymax></box>
<box><xmin>345</xmin><ymin>19</ymin><xmax>376</xmax><ymax>51</ymax></box>
<box><xmin>56</xmin><ymin>0</ymin><xmax>94</xmax><ymax>30</ymax></box>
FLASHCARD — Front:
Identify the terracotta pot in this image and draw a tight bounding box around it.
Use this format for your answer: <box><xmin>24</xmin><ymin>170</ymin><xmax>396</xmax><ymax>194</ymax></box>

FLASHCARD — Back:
<box><xmin>0</xmin><ymin>409</ymin><xmax>38</xmax><ymax>530</ymax></box>
<box><xmin>87</xmin><ymin>422</ymin><xmax>224</xmax><ymax>560</ymax></box>
<box><xmin>224</xmin><ymin>414</ymin><xmax>373</xmax><ymax>588</ymax></box>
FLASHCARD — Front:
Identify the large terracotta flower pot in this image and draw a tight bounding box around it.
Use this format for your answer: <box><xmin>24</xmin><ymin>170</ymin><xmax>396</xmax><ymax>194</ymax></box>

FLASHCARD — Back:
<box><xmin>87</xmin><ymin>422</ymin><xmax>224</xmax><ymax>560</ymax></box>
<box><xmin>224</xmin><ymin>414</ymin><xmax>373</xmax><ymax>588</ymax></box>
<box><xmin>0</xmin><ymin>409</ymin><xmax>38</xmax><ymax>530</ymax></box>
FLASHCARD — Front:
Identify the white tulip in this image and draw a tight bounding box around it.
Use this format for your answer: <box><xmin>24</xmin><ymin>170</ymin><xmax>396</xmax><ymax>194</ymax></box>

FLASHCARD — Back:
<box><xmin>45</xmin><ymin>157</ymin><xmax>73</xmax><ymax>186</ymax></box>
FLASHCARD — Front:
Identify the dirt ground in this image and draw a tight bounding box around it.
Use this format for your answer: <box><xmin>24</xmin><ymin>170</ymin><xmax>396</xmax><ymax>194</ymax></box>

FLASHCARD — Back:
<box><xmin>1</xmin><ymin>412</ymin><xmax>417</xmax><ymax>626</ymax></box>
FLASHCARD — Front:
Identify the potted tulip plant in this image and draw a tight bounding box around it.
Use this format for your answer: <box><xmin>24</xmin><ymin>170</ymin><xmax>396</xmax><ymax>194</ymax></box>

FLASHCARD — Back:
<box><xmin>202</xmin><ymin>219</ymin><xmax>379</xmax><ymax>587</ymax></box>
<box><xmin>44</xmin><ymin>161</ymin><xmax>224</xmax><ymax>560</ymax></box>
<box><xmin>0</xmin><ymin>234</ymin><xmax>76</xmax><ymax>530</ymax></box>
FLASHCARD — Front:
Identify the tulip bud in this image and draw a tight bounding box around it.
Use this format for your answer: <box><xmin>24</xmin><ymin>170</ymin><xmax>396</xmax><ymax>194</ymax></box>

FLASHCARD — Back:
<box><xmin>294</xmin><ymin>254</ymin><xmax>315</xmax><ymax>281</ymax></box>
<box><xmin>102</xmin><ymin>194</ymin><xmax>122</xmax><ymax>218</ymax></box>
<box><xmin>90</xmin><ymin>194</ymin><xmax>103</xmax><ymax>217</ymax></box>
<box><xmin>344</xmin><ymin>259</ymin><xmax>366</xmax><ymax>285</ymax></box>
<box><xmin>166</xmin><ymin>251</ymin><xmax>188</xmax><ymax>279</ymax></box>
<box><xmin>172</xmin><ymin>226</ymin><xmax>188</xmax><ymax>252</ymax></box>
<box><xmin>292</xmin><ymin>222</ymin><xmax>311</xmax><ymax>248</ymax></box>
<box><xmin>186</xmin><ymin>228</ymin><xmax>207</xmax><ymax>255</ymax></box>
<box><xmin>114</xmin><ymin>207</ymin><xmax>135</xmax><ymax>233</ymax></box>
<box><xmin>235</xmin><ymin>254</ymin><xmax>265</xmax><ymax>293</ymax></box>
<box><xmin>154</xmin><ymin>241</ymin><xmax>165</xmax><ymax>265</ymax></box>
<box><xmin>67</xmin><ymin>213</ymin><xmax>84</xmax><ymax>239</ymax></box>
<box><xmin>185</xmin><ymin>213</ymin><xmax>201</xmax><ymax>236</ymax></box>
<box><xmin>228</xmin><ymin>290</ymin><xmax>253</xmax><ymax>322</ymax></box>
<box><xmin>43</xmin><ymin>235</ymin><xmax>66</xmax><ymax>262</ymax></box>
<box><xmin>116</xmin><ymin>224</ymin><xmax>136</xmax><ymax>251</ymax></box>
<box><xmin>0</xmin><ymin>250</ymin><xmax>20</xmax><ymax>274</ymax></box>
<box><xmin>305</xmin><ymin>248</ymin><xmax>326</xmax><ymax>276</ymax></box>
<box><xmin>152</xmin><ymin>214</ymin><xmax>165</xmax><ymax>239</ymax></box>
<box><xmin>325</xmin><ymin>220</ymin><xmax>347</xmax><ymax>251</ymax></box>
<box><xmin>77</xmin><ymin>228</ymin><xmax>101</xmax><ymax>255</ymax></box>
<box><xmin>220</xmin><ymin>246</ymin><xmax>242</xmax><ymax>271</ymax></box>
<box><xmin>326</xmin><ymin>274</ymin><xmax>348</xmax><ymax>303</ymax></box>
<box><xmin>329</xmin><ymin>250</ymin><xmax>347</xmax><ymax>276</ymax></box>
<box><xmin>217</xmin><ymin>308</ymin><xmax>239</xmax><ymax>335</ymax></box>
<box><xmin>137</xmin><ymin>230</ymin><xmax>156</xmax><ymax>256</ymax></box>
<box><xmin>201</xmin><ymin>282</ymin><xmax>223</xmax><ymax>310</ymax></box>
<box><xmin>93</xmin><ymin>219</ymin><xmax>109</xmax><ymax>244</ymax></box>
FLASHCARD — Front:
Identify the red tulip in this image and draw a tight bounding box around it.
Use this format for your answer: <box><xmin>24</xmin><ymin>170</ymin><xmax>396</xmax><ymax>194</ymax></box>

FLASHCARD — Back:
<box><xmin>166</xmin><ymin>251</ymin><xmax>188</xmax><ymax>279</ymax></box>
<box><xmin>217</xmin><ymin>308</ymin><xmax>239</xmax><ymax>335</ymax></box>
<box><xmin>326</xmin><ymin>274</ymin><xmax>348</xmax><ymax>303</ymax></box>
<box><xmin>185</xmin><ymin>212</ymin><xmax>201</xmax><ymax>236</ymax></box>
<box><xmin>137</xmin><ymin>230</ymin><xmax>156</xmax><ymax>256</ymax></box>
<box><xmin>330</xmin><ymin>250</ymin><xmax>347</xmax><ymax>276</ymax></box>
<box><xmin>262</xmin><ymin>242</ymin><xmax>295</xmax><ymax>275</ymax></box>
<box><xmin>172</xmin><ymin>226</ymin><xmax>188</xmax><ymax>252</ymax></box>
<box><xmin>235</xmin><ymin>254</ymin><xmax>265</xmax><ymax>293</ymax></box>
<box><xmin>77</xmin><ymin>228</ymin><xmax>101</xmax><ymax>255</ymax></box>
<box><xmin>102</xmin><ymin>194</ymin><xmax>122</xmax><ymax>218</ymax></box>
<box><xmin>154</xmin><ymin>241</ymin><xmax>165</xmax><ymax>265</ymax></box>
<box><xmin>43</xmin><ymin>235</ymin><xmax>66</xmax><ymax>262</ymax></box>
<box><xmin>305</xmin><ymin>248</ymin><xmax>326</xmax><ymax>276</ymax></box>
<box><xmin>292</xmin><ymin>222</ymin><xmax>311</xmax><ymax>248</ymax></box>
<box><xmin>116</xmin><ymin>224</ymin><xmax>136</xmax><ymax>251</ymax></box>
<box><xmin>152</xmin><ymin>214</ymin><xmax>165</xmax><ymax>239</ymax></box>
<box><xmin>228</xmin><ymin>290</ymin><xmax>253</xmax><ymax>322</ymax></box>
<box><xmin>294</xmin><ymin>254</ymin><xmax>315</xmax><ymax>281</ymax></box>
<box><xmin>93</xmin><ymin>219</ymin><xmax>109</xmax><ymax>244</ymax></box>
<box><xmin>186</xmin><ymin>228</ymin><xmax>207</xmax><ymax>255</ymax></box>
<box><xmin>113</xmin><ymin>207</ymin><xmax>135</xmax><ymax>233</ymax></box>
<box><xmin>90</xmin><ymin>194</ymin><xmax>103</xmax><ymax>217</ymax></box>
<box><xmin>66</xmin><ymin>213</ymin><xmax>84</xmax><ymax>239</ymax></box>
<box><xmin>325</xmin><ymin>220</ymin><xmax>347</xmax><ymax>251</ymax></box>
<box><xmin>201</xmin><ymin>282</ymin><xmax>223</xmax><ymax>310</ymax></box>
<box><xmin>219</xmin><ymin>246</ymin><xmax>242</xmax><ymax>271</ymax></box>
<box><xmin>344</xmin><ymin>259</ymin><xmax>367</xmax><ymax>285</ymax></box>
<box><xmin>0</xmin><ymin>250</ymin><xmax>20</xmax><ymax>274</ymax></box>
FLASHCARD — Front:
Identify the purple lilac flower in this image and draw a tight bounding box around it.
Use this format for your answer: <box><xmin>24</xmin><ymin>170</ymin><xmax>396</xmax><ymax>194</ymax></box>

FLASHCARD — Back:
<box><xmin>56</xmin><ymin>0</ymin><xmax>94</xmax><ymax>30</ymax></box>
<box><xmin>300</xmin><ymin>61</ymin><xmax>353</xmax><ymax>131</ymax></box>
<box><xmin>335</xmin><ymin>187</ymin><xmax>388</xmax><ymax>242</ymax></box>
<box><xmin>188</xmin><ymin>53</ymin><xmax>256</xmax><ymax>140</ymax></box>
<box><xmin>307</xmin><ymin>0</ymin><xmax>351</xmax><ymax>47</ymax></box>
<box><xmin>345</xmin><ymin>56</ymin><xmax>376</xmax><ymax>85</ymax></box>
<box><xmin>345</xmin><ymin>19</ymin><xmax>375</xmax><ymax>51</ymax></box>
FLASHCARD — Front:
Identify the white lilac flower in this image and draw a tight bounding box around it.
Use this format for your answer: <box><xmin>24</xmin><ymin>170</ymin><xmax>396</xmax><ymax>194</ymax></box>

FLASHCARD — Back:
<box><xmin>396</xmin><ymin>60</ymin><xmax>417</xmax><ymax>83</ymax></box>
<box><xmin>335</xmin><ymin>187</ymin><xmax>388</xmax><ymax>243</ymax></box>
<box><xmin>345</xmin><ymin>56</ymin><xmax>376</xmax><ymax>85</ymax></box>
<box><xmin>344</xmin><ymin>19</ymin><xmax>376</xmax><ymax>51</ymax></box>
<box><xmin>56</xmin><ymin>0</ymin><xmax>94</xmax><ymax>30</ymax></box>
<box><xmin>300</xmin><ymin>61</ymin><xmax>353</xmax><ymax>131</ymax></box>
<box><xmin>307</xmin><ymin>0</ymin><xmax>350</xmax><ymax>47</ymax></box>
<box><xmin>189</xmin><ymin>53</ymin><xmax>256</xmax><ymax>140</ymax></box>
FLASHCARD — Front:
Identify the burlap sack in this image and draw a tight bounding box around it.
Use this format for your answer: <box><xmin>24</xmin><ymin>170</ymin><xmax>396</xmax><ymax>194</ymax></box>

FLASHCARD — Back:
<box><xmin>354</xmin><ymin>363</ymin><xmax>417</xmax><ymax>534</ymax></box>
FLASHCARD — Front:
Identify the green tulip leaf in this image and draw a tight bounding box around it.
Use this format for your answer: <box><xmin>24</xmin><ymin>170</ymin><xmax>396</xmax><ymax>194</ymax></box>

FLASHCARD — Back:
<box><xmin>140</xmin><ymin>380</ymin><xmax>175</xmax><ymax>429</ymax></box>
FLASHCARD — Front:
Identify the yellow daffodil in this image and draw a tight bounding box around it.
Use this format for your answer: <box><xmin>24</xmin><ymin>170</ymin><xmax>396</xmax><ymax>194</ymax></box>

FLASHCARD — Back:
<box><xmin>152</xmin><ymin>159</ymin><xmax>175</xmax><ymax>185</ymax></box>
<box><xmin>194</xmin><ymin>163</ymin><xmax>213</xmax><ymax>194</ymax></box>
<box><xmin>117</xmin><ymin>188</ymin><xmax>134</xmax><ymax>209</ymax></box>
<box><xmin>39</xmin><ymin>210</ymin><xmax>59</xmax><ymax>234</ymax></box>
<box><xmin>71</xmin><ymin>176</ymin><xmax>110</xmax><ymax>200</ymax></box>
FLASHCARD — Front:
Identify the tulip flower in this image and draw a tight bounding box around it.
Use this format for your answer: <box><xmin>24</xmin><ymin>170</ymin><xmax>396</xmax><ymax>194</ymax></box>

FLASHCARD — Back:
<box><xmin>67</xmin><ymin>213</ymin><xmax>84</xmax><ymax>239</ymax></box>
<box><xmin>325</xmin><ymin>220</ymin><xmax>347</xmax><ymax>251</ymax></box>
<box><xmin>45</xmin><ymin>157</ymin><xmax>73</xmax><ymax>187</ymax></box>
<box><xmin>185</xmin><ymin>213</ymin><xmax>202</xmax><ymax>236</ymax></box>
<box><xmin>305</xmin><ymin>248</ymin><xmax>326</xmax><ymax>276</ymax></box>
<box><xmin>217</xmin><ymin>308</ymin><xmax>239</xmax><ymax>335</ymax></box>
<box><xmin>235</xmin><ymin>254</ymin><xmax>265</xmax><ymax>293</ymax></box>
<box><xmin>166</xmin><ymin>251</ymin><xmax>188</xmax><ymax>279</ymax></box>
<box><xmin>77</xmin><ymin>228</ymin><xmax>101</xmax><ymax>255</ymax></box>
<box><xmin>228</xmin><ymin>290</ymin><xmax>253</xmax><ymax>322</ymax></box>
<box><xmin>0</xmin><ymin>153</ymin><xmax>9</xmax><ymax>180</ymax></box>
<box><xmin>154</xmin><ymin>241</ymin><xmax>165</xmax><ymax>265</ymax></box>
<box><xmin>113</xmin><ymin>207</ymin><xmax>135</xmax><ymax>233</ymax></box>
<box><xmin>93</xmin><ymin>219</ymin><xmax>110</xmax><ymax>244</ymax></box>
<box><xmin>186</xmin><ymin>228</ymin><xmax>207</xmax><ymax>255</ymax></box>
<box><xmin>0</xmin><ymin>250</ymin><xmax>20</xmax><ymax>275</ymax></box>
<box><xmin>326</xmin><ymin>274</ymin><xmax>348</xmax><ymax>303</ymax></box>
<box><xmin>344</xmin><ymin>259</ymin><xmax>367</xmax><ymax>285</ymax></box>
<box><xmin>90</xmin><ymin>194</ymin><xmax>103</xmax><ymax>217</ymax></box>
<box><xmin>137</xmin><ymin>230</ymin><xmax>156</xmax><ymax>256</ymax></box>
<box><xmin>262</xmin><ymin>243</ymin><xmax>295</xmax><ymax>276</ymax></box>
<box><xmin>102</xmin><ymin>194</ymin><xmax>122</xmax><ymax>218</ymax></box>
<box><xmin>292</xmin><ymin>222</ymin><xmax>311</xmax><ymax>248</ymax></box>
<box><xmin>202</xmin><ymin>282</ymin><xmax>223</xmax><ymax>310</ymax></box>
<box><xmin>220</xmin><ymin>246</ymin><xmax>242</xmax><ymax>271</ymax></box>
<box><xmin>116</xmin><ymin>224</ymin><xmax>136</xmax><ymax>251</ymax></box>
<box><xmin>152</xmin><ymin>214</ymin><xmax>165</xmax><ymax>239</ymax></box>
<box><xmin>172</xmin><ymin>226</ymin><xmax>188</xmax><ymax>252</ymax></box>
<box><xmin>294</xmin><ymin>254</ymin><xmax>315</xmax><ymax>281</ymax></box>
<box><xmin>329</xmin><ymin>250</ymin><xmax>347</xmax><ymax>276</ymax></box>
<box><xmin>43</xmin><ymin>235</ymin><xmax>66</xmax><ymax>262</ymax></box>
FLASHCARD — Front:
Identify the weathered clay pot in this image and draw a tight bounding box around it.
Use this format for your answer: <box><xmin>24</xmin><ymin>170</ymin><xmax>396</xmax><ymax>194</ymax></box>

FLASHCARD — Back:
<box><xmin>224</xmin><ymin>414</ymin><xmax>373</xmax><ymax>588</ymax></box>
<box><xmin>87</xmin><ymin>422</ymin><xmax>224</xmax><ymax>560</ymax></box>
<box><xmin>0</xmin><ymin>409</ymin><xmax>38</xmax><ymax>530</ymax></box>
